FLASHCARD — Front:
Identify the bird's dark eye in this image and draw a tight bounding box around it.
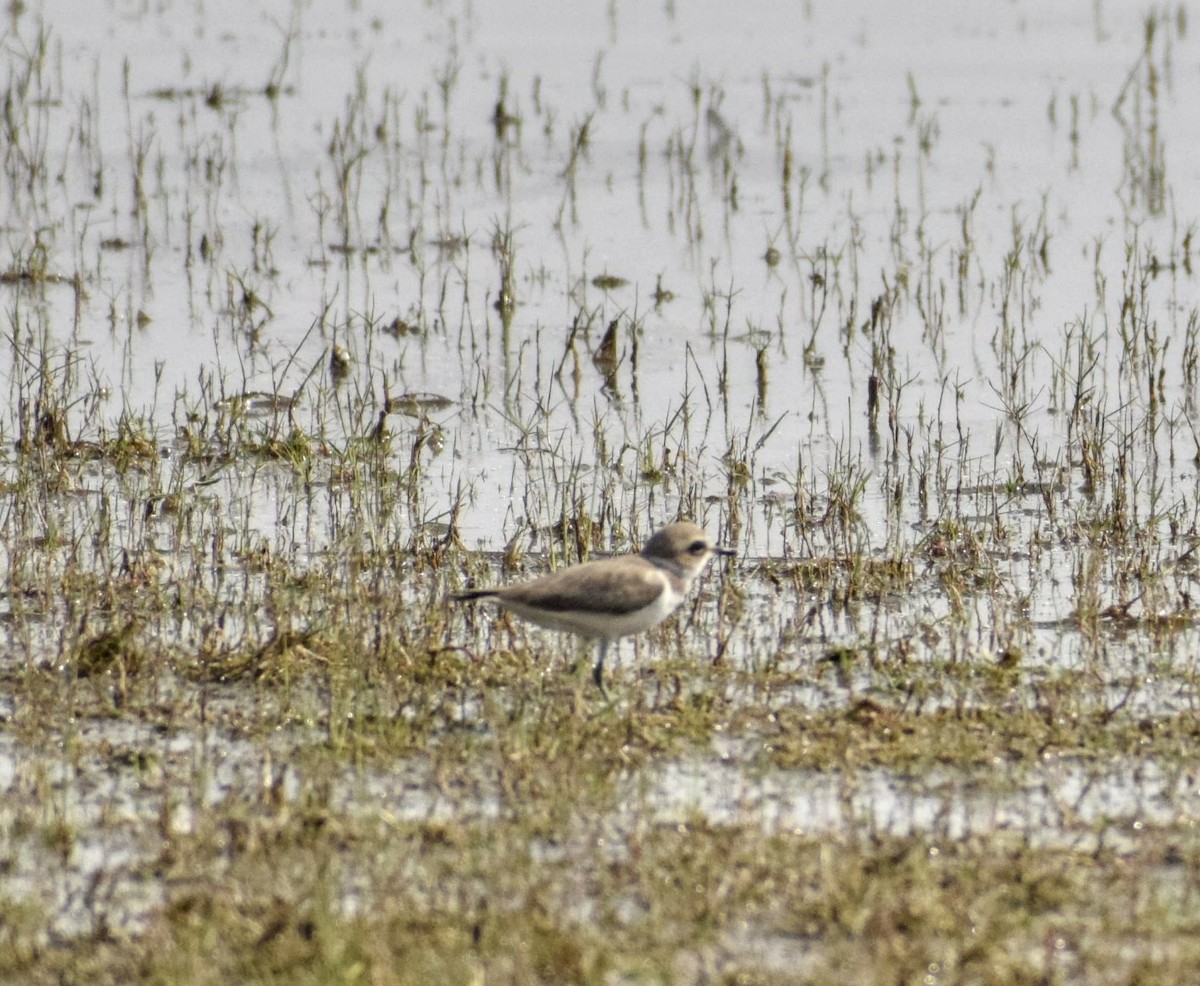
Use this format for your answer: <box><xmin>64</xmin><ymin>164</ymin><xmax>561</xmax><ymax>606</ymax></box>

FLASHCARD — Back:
<box><xmin>688</xmin><ymin>540</ymin><xmax>707</xmax><ymax>554</ymax></box>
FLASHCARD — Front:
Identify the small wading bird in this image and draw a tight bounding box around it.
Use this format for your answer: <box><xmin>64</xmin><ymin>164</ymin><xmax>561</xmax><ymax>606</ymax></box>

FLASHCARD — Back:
<box><xmin>454</xmin><ymin>521</ymin><xmax>734</xmax><ymax>693</ymax></box>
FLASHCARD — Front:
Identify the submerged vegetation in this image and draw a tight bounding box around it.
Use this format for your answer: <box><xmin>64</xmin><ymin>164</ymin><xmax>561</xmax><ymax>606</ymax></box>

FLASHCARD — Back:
<box><xmin>1</xmin><ymin>1</ymin><xmax>1200</xmax><ymax>982</ymax></box>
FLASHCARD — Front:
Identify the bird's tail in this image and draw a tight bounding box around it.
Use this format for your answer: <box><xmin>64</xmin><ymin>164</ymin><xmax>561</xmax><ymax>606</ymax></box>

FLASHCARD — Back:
<box><xmin>452</xmin><ymin>588</ymin><xmax>496</xmax><ymax>602</ymax></box>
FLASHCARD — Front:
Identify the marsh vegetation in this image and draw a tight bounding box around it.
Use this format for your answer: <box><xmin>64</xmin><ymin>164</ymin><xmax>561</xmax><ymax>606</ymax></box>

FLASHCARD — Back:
<box><xmin>2</xmin><ymin>1</ymin><xmax>1200</xmax><ymax>982</ymax></box>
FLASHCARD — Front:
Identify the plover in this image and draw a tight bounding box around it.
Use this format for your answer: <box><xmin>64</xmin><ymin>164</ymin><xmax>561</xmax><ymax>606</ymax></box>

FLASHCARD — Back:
<box><xmin>455</xmin><ymin>521</ymin><xmax>733</xmax><ymax>693</ymax></box>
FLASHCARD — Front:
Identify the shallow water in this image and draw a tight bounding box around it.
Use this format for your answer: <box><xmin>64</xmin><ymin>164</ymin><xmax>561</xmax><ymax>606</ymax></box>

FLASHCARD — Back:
<box><xmin>10</xmin><ymin>1</ymin><xmax>1193</xmax><ymax>544</ymax></box>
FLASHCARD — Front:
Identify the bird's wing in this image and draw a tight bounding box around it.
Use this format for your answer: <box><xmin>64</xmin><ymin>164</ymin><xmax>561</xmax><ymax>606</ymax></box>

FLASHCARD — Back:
<box><xmin>498</xmin><ymin>559</ymin><xmax>666</xmax><ymax>615</ymax></box>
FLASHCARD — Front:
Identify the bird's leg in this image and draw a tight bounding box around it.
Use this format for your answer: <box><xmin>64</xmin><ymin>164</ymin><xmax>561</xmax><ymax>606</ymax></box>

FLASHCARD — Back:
<box><xmin>592</xmin><ymin>640</ymin><xmax>609</xmax><ymax>697</ymax></box>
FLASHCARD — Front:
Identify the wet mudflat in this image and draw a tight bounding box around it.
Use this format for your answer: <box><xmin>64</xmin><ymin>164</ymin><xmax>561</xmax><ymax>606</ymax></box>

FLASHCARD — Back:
<box><xmin>3</xmin><ymin>1</ymin><xmax>1200</xmax><ymax>982</ymax></box>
